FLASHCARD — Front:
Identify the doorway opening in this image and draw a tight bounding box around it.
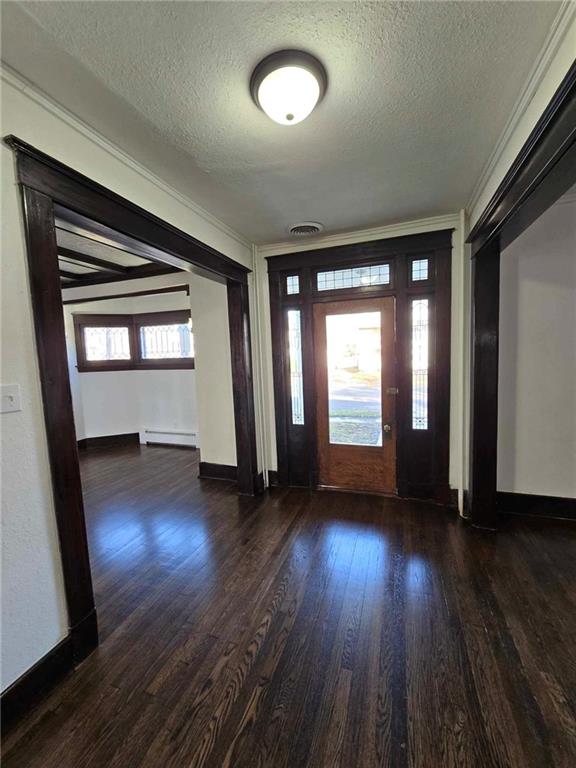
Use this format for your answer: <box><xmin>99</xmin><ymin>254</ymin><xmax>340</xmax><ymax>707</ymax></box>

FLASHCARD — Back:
<box><xmin>6</xmin><ymin>136</ymin><xmax>260</xmax><ymax>665</ymax></box>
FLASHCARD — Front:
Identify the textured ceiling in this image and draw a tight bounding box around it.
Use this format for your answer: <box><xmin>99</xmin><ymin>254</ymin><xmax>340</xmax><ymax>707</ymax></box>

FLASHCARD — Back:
<box><xmin>2</xmin><ymin>1</ymin><xmax>560</xmax><ymax>243</ymax></box>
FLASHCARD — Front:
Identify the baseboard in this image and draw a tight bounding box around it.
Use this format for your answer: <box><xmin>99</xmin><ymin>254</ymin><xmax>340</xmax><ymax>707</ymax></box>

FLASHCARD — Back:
<box><xmin>497</xmin><ymin>491</ymin><xmax>576</xmax><ymax>521</ymax></box>
<box><xmin>198</xmin><ymin>461</ymin><xmax>237</xmax><ymax>482</ymax></box>
<box><xmin>78</xmin><ymin>433</ymin><xmax>139</xmax><ymax>450</ymax></box>
<box><xmin>1</xmin><ymin>637</ymin><xmax>73</xmax><ymax>732</ymax></box>
<box><xmin>70</xmin><ymin>609</ymin><xmax>99</xmax><ymax>663</ymax></box>
<box><xmin>146</xmin><ymin>442</ymin><xmax>198</xmax><ymax>451</ymax></box>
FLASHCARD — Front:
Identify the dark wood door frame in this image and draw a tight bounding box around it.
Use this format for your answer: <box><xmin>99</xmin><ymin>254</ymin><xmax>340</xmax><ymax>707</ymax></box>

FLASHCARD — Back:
<box><xmin>267</xmin><ymin>229</ymin><xmax>453</xmax><ymax>504</ymax></box>
<box><xmin>5</xmin><ymin>136</ymin><xmax>261</xmax><ymax>664</ymax></box>
<box><xmin>466</xmin><ymin>61</ymin><xmax>576</xmax><ymax>528</ymax></box>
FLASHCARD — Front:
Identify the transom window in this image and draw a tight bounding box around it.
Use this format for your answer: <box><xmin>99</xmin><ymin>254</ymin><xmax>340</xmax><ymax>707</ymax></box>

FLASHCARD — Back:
<box><xmin>412</xmin><ymin>258</ymin><xmax>429</xmax><ymax>282</ymax></box>
<box><xmin>317</xmin><ymin>264</ymin><xmax>390</xmax><ymax>292</ymax></box>
<box><xmin>74</xmin><ymin>310</ymin><xmax>194</xmax><ymax>372</ymax></box>
<box><xmin>286</xmin><ymin>275</ymin><xmax>300</xmax><ymax>295</ymax></box>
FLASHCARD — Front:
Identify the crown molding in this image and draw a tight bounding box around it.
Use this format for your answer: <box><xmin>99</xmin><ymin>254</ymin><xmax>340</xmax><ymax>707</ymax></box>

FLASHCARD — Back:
<box><xmin>467</xmin><ymin>0</ymin><xmax>576</xmax><ymax>217</ymax></box>
<box><xmin>1</xmin><ymin>65</ymin><xmax>251</xmax><ymax>252</ymax></box>
<box><xmin>256</xmin><ymin>213</ymin><xmax>461</xmax><ymax>258</ymax></box>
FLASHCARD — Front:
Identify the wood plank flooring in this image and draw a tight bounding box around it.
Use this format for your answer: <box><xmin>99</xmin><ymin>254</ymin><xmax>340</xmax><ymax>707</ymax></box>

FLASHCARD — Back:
<box><xmin>3</xmin><ymin>445</ymin><xmax>576</xmax><ymax>767</ymax></box>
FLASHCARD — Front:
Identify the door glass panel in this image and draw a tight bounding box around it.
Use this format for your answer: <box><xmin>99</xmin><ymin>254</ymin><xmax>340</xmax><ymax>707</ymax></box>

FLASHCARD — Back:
<box><xmin>326</xmin><ymin>312</ymin><xmax>382</xmax><ymax>446</ymax></box>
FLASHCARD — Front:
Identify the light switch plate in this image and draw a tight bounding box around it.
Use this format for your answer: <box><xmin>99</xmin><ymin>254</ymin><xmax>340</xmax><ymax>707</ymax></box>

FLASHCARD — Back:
<box><xmin>1</xmin><ymin>384</ymin><xmax>22</xmax><ymax>413</ymax></box>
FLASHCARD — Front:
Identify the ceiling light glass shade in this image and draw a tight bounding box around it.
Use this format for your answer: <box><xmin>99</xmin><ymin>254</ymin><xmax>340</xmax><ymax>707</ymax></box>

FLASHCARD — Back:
<box><xmin>251</xmin><ymin>50</ymin><xmax>327</xmax><ymax>126</ymax></box>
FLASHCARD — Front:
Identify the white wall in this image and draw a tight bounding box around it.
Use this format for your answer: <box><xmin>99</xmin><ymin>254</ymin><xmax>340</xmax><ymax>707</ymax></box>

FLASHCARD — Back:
<box><xmin>1</xmin><ymin>76</ymin><xmax>251</xmax><ymax>691</ymax></box>
<box><xmin>498</xmin><ymin>193</ymin><xmax>576</xmax><ymax>498</ymax></box>
<box><xmin>64</xmin><ymin>292</ymin><xmax>198</xmax><ymax>443</ymax></box>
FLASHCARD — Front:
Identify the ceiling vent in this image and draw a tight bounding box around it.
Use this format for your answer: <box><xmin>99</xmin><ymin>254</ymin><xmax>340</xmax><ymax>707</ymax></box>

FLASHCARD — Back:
<box><xmin>288</xmin><ymin>221</ymin><xmax>324</xmax><ymax>237</ymax></box>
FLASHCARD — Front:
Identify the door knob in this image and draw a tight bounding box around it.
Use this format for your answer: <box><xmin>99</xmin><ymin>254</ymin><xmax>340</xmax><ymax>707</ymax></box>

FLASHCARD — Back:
<box><xmin>383</xmin><ymin>424</ymin><xmax>392</xmax><ymax>432</ymax></box>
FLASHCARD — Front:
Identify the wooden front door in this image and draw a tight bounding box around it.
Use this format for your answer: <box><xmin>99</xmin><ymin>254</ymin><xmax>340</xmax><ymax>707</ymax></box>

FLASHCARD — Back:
<box><xmin>314</xmin><ymin>297</ymin><xmax>396</xmax><ymax>494</ymax></box>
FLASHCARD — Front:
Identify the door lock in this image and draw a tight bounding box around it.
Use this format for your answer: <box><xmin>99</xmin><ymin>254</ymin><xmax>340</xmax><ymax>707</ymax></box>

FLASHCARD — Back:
<box><xmin>383</xmin><ymin>424</ymin><xmax>392</xmax><ymax>433</ymax></box>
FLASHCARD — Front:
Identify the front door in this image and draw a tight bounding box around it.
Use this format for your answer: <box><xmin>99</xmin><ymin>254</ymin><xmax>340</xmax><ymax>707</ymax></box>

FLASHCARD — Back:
<box><xmin>314</xmin><ymin>297</ymin><xmax>396</xmax><ymax>494</ymax></box>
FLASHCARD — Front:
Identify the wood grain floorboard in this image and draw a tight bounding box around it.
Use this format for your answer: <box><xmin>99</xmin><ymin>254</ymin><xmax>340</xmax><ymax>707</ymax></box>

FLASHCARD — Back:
<box><xmin>3</xmin><ymin>445</ymin><xmax>575</xmax><ymax>767</ymax></box>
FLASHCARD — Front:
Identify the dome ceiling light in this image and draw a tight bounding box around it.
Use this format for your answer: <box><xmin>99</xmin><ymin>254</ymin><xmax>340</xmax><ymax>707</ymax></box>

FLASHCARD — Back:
<box><xmin>250</xmin><ymin>50</ymin><xmax>328</xmax><ymax>126</ymax></box>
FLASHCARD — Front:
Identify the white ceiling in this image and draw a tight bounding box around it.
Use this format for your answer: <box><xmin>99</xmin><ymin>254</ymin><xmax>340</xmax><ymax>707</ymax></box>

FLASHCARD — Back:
<box><xmin>2</xmin><ymin>1</ymin><xmax>560</xmax><ymax>243</ymax></box>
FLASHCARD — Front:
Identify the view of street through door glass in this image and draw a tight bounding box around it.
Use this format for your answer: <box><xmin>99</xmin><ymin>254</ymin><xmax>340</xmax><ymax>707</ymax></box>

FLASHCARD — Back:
<box><xmin>326</xmin><ymin>311</ymin><xmax>382</xmax><ymax>446</ymax></box>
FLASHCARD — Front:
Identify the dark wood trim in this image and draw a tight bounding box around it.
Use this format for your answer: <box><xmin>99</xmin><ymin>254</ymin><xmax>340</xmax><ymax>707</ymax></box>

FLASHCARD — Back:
<box><xmin>60</xmin><ymin>269</ymin><xmax>86</xmax><ymax>281</ymax></box>
<box><xmin>198</xmin><ymin>461</ymin><xmax>237</xmax><ymax>482</ymax></box>
<box><xmin>77</xmin><ymin>433</ymin><xmax>140</xmax><ymax>450</ymax></box>
<box><xmin>62</xmin><ymin>263</ymin><xmax>178</xmax><ymax>290</ymax></box>
<box><xmin>5</xmin><ymin>137</ymin><xmax>260</xmax><ymax>720</ymax></box>
<box><xmin>62</xmin><ymin>284</ymin><xmax>190</xmax><ymax>306</ymax></box>
<box><xmin>466</xmin><ymin>61</ymin><xmax>576</xmax><ymax>530</ymax></box>
<box><xmin>468</xmin><ymin>238</ymin><xmax>500</xmax><ymax>529</ymax></box>
<box><xmin>227</xmin><ymin>280</ymin><xmax>261</xmax><ymax>495</ymax></box>
<box><xmin>1</xmin><ymin>638</ymin><xmax>73</xmax><ymax>732</ymax></box>
<box><xmin>266</xmin><ymin>230</ymin><xmax>452</xmax><ymax>271</ymax></box>
<box><xmin>58</xmin><ymin>246</ymin><xmax>130</xmax><ymax>274</ymax></box>
<box><xmin>268</xmin><ymin>230</ymin><xmax>452</xmax><ymax>503</ymax></box>
<box><xmin>5</xmin><ymin>136</ymin><xmax>249</xmax><ymax>283</ymax></box>
<box><xmin>497</xmin><ymin>492</ymin><xmax>576</xmax><ymax>521</ymax></box>
<box><xmin>19</xmin><ymin>185</ymin><xmax>98</xmax><ymax>638</ymax></box>
<box><xmin>468</xmin><ymin>61</ymin><xmax>576</xmax><ymax>254</ymax></box>
<box><xmin>73</xmin><ymin>310</ymin><xmax>195</xmax><ymax>372</ymax></box>
<box><xmin>267</xmin><ymin>469</ymin><xmax>279</xmax><ymax>486</ymax></box>
<box><xmin>145</xmin><ymin>442</ymin><xmax>197</xmax><ymax>450</ymax></box>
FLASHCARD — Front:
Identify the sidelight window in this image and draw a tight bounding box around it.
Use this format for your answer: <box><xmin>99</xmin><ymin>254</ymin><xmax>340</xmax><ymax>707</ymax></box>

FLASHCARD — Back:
<box><xmin>411</xmin><ymin>299</ymin><xmax>429</xmax><ymax>429</ymax></box>
<box><xmin>287</xmin><ymin>310</ymin><xmax>304</xmax><ymax>425</ymax></box>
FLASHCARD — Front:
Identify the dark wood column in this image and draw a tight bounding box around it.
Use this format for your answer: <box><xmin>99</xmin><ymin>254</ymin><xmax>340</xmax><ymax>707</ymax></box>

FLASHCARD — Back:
<box><xmin>21</xmin><ymin>186</ymin><xmax>98</xmax><ymax>659</ymax></box>
<box><xmin>468</xmin><ymin>237</ymin><xmax>500</xmax><ymax>528</ymax></box>
<box><xmin>227</xmin><ymin>279</ymin><xmax>262</xmax><ymax>495</ymax></box>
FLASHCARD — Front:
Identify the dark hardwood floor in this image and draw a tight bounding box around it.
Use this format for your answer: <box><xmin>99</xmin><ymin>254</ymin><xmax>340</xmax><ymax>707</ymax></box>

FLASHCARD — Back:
<box><xmin>3</xmin><ymin>445</ymin><xmax>575</xmax><ymax>767</ymax></box>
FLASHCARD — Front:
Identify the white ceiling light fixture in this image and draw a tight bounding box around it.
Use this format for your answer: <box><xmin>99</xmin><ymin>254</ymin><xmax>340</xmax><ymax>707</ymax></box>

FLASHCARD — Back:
<box><xmin>250</xmin><ymin>50</ymin><xmax>327</xmax><ymax>126</ymax></box>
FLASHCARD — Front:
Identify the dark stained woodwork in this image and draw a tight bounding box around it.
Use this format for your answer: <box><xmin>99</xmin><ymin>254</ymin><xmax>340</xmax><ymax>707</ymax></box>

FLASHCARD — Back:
<box><xmin>6</xmin><ymin>136</ymin><xmax>261</xmax><ymax>690</ymax></box>
<box><xmin>227</xmin><ymin>280</ymin><xmax>261</xmax><ymax>496</ymax></box>
<box><xmin>498</xmin><ymin>491</ymin><xmax>576</xmax><ymax>520</ymax></box>
<box><xmin>198</xmin><ymin>461</ymin><xmax>238</xmax><ymax>482</ymax></box>
<box><xmin>468</xmin><ymin>60</ymin><xmax>576</xmax><ymax>255</ymax></box>
<box><xmin>1</xmin><ymin>638</ymin><xmax>73</xmax><ymax>732</ymax></box>
<box><xmin>59</xmin><ymin>268</ymin><xmax>87</xmax><ymax>281</ymax></box>
<box><xmin>314</xmin><ymin>297</ymin><xmax>397</xmax><ymax>494</ymax></box>
<box><xmin>267</xmin><ymin>230</ymin><xmax>453</xmax><ymax>502</ymax></box>
<box><xmin>58</xmin><ymin>246</ymin><xmax>130</xmax><ymax>273</ymax></box>
<box><xmin>4</xmin><ymin>136</ymin><xmax>250</xmax><ymax>283</ymax></box>
<box><xmin>468</xmin><ymin>238</ymin><xmax>500</xmax><ymax>529</ymax></box>
<box><xmin>77</xmin><ymin>433</ymin><xmax>140</xmax><ymax>450</ymax></box>
<box><xmin>3</xmin><ymin>443</ymin><xmax>575</xmax><ymax>767</ymax></box>
<box><xmin>19</xmin><ymin>187</ymin><xmax>98</xmax><ymax>660</ymax></box>
<box><xmin>62</xmin><ymin>284</ymin><xmax>190</xmax><ymax>306</ymax></box>
<box><xmin>62</xmin><ymin>262</ymin><xmax>179</xmax><ymax>290</ymax></box>
<box><xmin>466</xmin><ymin>62</ymin><xmax>576</xmax><ymax>530</ymax></box>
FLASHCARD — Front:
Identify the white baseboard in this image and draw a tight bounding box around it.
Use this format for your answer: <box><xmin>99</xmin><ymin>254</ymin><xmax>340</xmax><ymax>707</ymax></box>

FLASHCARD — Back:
<box><xmin>139</xmin><ymin>429</ymin><xmax>197</xmax><ymax>448</ymax></box>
